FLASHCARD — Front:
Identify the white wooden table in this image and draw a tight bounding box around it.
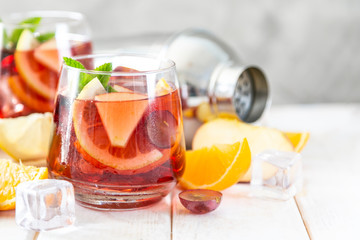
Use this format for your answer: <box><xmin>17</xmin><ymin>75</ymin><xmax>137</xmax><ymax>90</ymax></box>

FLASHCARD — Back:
<box><xmin>1</xmin><ymin>104</ymin><xmax>360</xmax><ymax>240</ymax></box>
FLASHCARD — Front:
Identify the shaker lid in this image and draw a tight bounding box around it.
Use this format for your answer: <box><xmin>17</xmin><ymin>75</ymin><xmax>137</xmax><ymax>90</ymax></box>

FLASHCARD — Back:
<box><xmin>211</xmin><ymin>64</ymin><xmax>269</xmax><ymax>123</ymax></box>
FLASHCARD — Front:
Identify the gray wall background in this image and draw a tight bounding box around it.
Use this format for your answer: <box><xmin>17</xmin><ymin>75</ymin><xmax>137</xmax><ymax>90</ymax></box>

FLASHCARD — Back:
<box><xmin>1</xmin><ymin>0</ymin><xmax>359</xmax><ymax>105</ymax></box>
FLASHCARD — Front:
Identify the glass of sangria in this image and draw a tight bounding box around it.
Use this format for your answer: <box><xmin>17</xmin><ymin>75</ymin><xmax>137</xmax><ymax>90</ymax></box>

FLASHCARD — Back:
<box><xmin>0</xmin><ymin>11</ymin><xmax>92</xmax><ymax>118</ymax></box>
<box><xmin>48</xmin><ymin>53</ymin><xmax>186</xmax><ymax>209</ymax></box>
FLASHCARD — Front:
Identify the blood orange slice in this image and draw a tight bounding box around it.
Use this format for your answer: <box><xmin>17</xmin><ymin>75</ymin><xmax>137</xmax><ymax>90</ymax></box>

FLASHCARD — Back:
<box><xmin>34</xmin><ymin>39</ymin><xmax>61</xmax><ymax>72</ymax></box>
<box><xmin>7</xmin><ymin>76</ymin><xmax>54</xmax><ymax>113</ymax></box>
<box><xmin>73</xmin><ymin>100</ymin><xmax>168</xmax><ymax>174</ymax></box>
<box><xmin>14</xmin><ymin>30</ymin><xmax>58</xmax><ymax>100</ymax></box>
<box><xmin>94</xmin><ymin>92</ymin><xmax>149</xmax><ymax>147</ymax></box>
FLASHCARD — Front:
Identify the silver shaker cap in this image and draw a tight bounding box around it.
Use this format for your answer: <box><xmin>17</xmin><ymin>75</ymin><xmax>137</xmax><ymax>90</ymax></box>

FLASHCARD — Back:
<box><xmin>210</xmin><ymin>64</ymin><xmax>269</xmax><ymax>123</ymax></box>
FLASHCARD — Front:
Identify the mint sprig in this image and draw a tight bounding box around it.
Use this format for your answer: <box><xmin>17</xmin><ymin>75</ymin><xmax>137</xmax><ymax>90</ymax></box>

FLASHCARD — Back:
<box><xmin>36</xmin><ymin>32</ymin><xmax>55</xmax><ymax>43</ymax></box>
<box><xmin>63</xmin><ymin>57</ymin><xmax>115</xmax><ymax>93</ymax></box>
<box><xmin>10</xmin><ymin>17</ymin><xmax>41</xmax><ymax>45</ymax></box>
<box><xmin>63</xmin><ymin>57</ymin><xmax>86</xmax><ymax>69</ymax></box>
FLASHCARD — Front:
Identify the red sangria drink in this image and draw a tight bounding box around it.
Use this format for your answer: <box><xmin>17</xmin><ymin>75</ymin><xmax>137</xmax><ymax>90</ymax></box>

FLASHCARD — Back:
<box><xmin>0</xmin><ymin>11</ymin><xmax>92</xmax><ymax>118</ymax></box>
<box><xmin>48</xmin><ymin>54</ymin><xmax>185</xmax><ymax>209</ymax></box>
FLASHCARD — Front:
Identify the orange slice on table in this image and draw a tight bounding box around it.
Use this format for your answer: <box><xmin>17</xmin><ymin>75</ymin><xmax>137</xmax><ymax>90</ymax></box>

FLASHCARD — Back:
<box><xmin>179</xmin><ymin>139</ymin><xmax>251</xmax><ymax>191</ymax></box>
<box><xmin>0</xmin><ymin>159</ymin><xmax>48</xmax><ymax>210</ymax></box>
<box><xmin>285</xmin><ymin>132</ymin><xmax>310</xmax><ymax>152</ymax></box>
<box><xmin>14</xmin><ymin>29</ymin><xmax>58</xmax><ymax>100</ymax></box>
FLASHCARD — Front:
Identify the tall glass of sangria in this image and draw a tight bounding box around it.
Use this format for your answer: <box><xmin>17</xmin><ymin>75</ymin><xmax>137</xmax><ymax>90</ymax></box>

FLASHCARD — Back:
<box><xmin>48</xmin><ymin>53</ymin><xmax>185</xmax><ymax>209</ymax></box>
<box><xmin>0</xmin><ymin>11</ymin><xmax>92</xmax><ymax>118</ymax></box>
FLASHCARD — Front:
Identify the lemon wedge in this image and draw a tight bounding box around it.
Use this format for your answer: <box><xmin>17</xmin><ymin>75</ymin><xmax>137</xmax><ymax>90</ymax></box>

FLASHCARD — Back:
<box><xmin>0</xmin><ymin>113</ymin><xmax>53</xmax><ymax>160</ymax></box>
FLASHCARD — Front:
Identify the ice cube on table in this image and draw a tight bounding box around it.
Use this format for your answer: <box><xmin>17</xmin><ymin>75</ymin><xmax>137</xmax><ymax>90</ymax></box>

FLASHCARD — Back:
<box><xmin>250</xmin><ymin>150</ymin><xmax>303</xmax><ymax>200</ymax></box>
<box><xmin>15</xmin><ymin>179</ymin><xmax>75</xmax><ymax>231</ymax></box>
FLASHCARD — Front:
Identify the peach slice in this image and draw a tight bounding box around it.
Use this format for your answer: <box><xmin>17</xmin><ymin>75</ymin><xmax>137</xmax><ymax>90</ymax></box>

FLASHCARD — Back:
<box><xmin>94</xmin><ymin>92</ymin><xmax>149</xmax><ymax>147</ymax></box>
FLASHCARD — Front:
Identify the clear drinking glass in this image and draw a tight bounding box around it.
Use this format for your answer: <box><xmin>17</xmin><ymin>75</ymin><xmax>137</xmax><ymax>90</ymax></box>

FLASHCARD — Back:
<box><xmin>48</xmin><ymin>53</ymin><xmax>186</xmax><ymax>209</ymax></box>
<box><xmin>0</xmin><ymin>11</ymin><xmax>92</xmax><ymax>118</ymax></box>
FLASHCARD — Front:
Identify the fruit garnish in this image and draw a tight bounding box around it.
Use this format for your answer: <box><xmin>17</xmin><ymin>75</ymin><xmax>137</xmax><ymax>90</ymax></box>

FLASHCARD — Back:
<box><xmin>146</xmin><ymin>110</ymin><xmax>178</xmax><ymax>149</ymax></box>
<box><xmin>94</xmin><ymin>92</ymin><xmax>148</xmax><ymax>147</ymax></box>
<box><xmin>179</xmin><ymin>189</ymin><xmax>222</xmax><ymax>214</ymax></box>
<box><xmin>72</xmin><ymin>100</ymin><xmax>168</xmax><ymax>174</ymax></box>
<box><xmin>7</xmin><ymin>76</ymin><xmax>54</xmax><ymax>112</ymax></box>
<box><xmin>14</xmin><ymin>29</ymin><xmax>58</xmax><ymax>100</ymax></box>
<box><xmin>113</xmin><ymin>85</ymin><xmax>133</xmax><ymax>93</ymax></box>
<box><xmin>15</xmin><ymin>29</ymin><xmax>40</xmax><ymax>50</ymax></box>
<box><xmin>36</xmin><ymin>32</ymin><xmax>55</xmax><ymax>43</ymax></box>
<box><xmin>34</xmin><ymin>38</ymin><xmax>60</xmax><ymax>72</ymax></box>
<box><xmin>155</xmin><ymin>78</ymin><xmax>173</xmax><ymax>96</ymax></box>
<box><xmin>77</xmin><ymin>77</ymin><xmax>107</xmax><ymax>100</ymax></box>
<box><xmin>1</xmin><ymin>17</ymin><xmax>49</xmax><ymax>50</ymax></box>
<box><xmin>10</xmin><ymin>17</ymin><xmax>41</xmax><ymax>47</ymax></box>
<box><xmin>179</xmin><ymin>140</ymin><xmax>251</xmax><ymax>191</ymax></box>
<box><xmin>284</xmin><ymin>132</ymin><xmax>310</xmax><ymax>152</ymax></box>
<box><xmin>0</xmin><ymin>159</ymin><xmax>48</xmax><ymax>210</ymax></box>
<box><xmin>0</xmin><ymin>112</ymin><xmax>53</xmax><ymax>160</ymax></box>
<box><xmin>63</xmin><ymin>57</ymin><xmax>114</xmax><ymax>93</ymax></box>
<box><xmin>192</xmin><ymin>118</ymin><xmax>300</xmax><ymax>182</ymax></box>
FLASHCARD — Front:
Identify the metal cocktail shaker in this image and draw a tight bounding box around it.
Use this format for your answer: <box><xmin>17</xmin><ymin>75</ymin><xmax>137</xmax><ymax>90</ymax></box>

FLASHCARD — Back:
<box><xmin>98</xmin><ymin>29</ymin><xmax>269</xmax><ymax>148</ymax></box>
<box><xmin>163</xmin><ymin>29</ymin><xmax>269</xmax><ymax>148</ymax></box>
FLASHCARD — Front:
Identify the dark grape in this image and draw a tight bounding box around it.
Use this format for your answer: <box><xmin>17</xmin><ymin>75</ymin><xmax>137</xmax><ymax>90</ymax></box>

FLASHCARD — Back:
<box><xmin>146</xmin><ymin>110</ymin><xmax>177</xmax><ymax>149</ymax></box>
<box><xmin>179</xmin><ymin>189</ymin><xmax>222</xmax><ymax>214</ymax></box>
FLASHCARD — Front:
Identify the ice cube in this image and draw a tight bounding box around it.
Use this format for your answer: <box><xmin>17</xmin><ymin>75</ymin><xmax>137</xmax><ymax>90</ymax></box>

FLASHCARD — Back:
<box><xmin>15</xmin><ymin>179</ymin><xmax>75</xmax><ymax>231</ymax></box>
<box><xmin>250</xmin><ymin>150</ymin><xmax>303</xmax><ymax>200</ymax></box>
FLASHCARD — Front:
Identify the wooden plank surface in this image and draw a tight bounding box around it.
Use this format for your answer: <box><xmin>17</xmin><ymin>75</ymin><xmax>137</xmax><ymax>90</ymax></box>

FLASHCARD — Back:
<box><xmin>266</xmin><ymin>104</ymin><xmax>360</xmax><ymax>239</ymax></box>
<box><xmin>38</xmin><ymin>197</ymin><xmax>172</xmax><ymax>240</ymax></box>
<box><xmin>0</xmin><ymin>210</ymin><xmax>35</xmax><ymax>240</ymax></box>
<box><xmin>172</xmin><ymin>185</ymin><xmax>309</xmax><ymax>240</ymax></box>
<box><xmin>2</xmin><ymin>104</ymin><xmax>360</xmax><ymax>239</ymax></box>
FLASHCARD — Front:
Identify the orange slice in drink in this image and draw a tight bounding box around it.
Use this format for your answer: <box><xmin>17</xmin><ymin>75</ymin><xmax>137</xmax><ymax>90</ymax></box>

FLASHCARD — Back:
<box><xmin>14</xmin><ymin>29</ymin><xmax>58</xmax><ymax>100</ymax></box>
<box><xmin>7</xmin><ymin>76</ymin><xmax>54</xmax><ymax>113</ymax></box>
<box><xmin>284</xmin><ymin>132</ymin><xmax>310</xmax><ymax>152</ymax></box>
<box><xmin>73</xmin><ymin>96</ymin><xmax>168</xmax><ymax>174</ymax></box>
<box><xmin>179</xmin><ymin>139</ymin><xmax>251</xmax><ymax>191</ymax></box>
<box><xmin>34</xmin><ymin>38</ymin><xmax>61</xmax><ymax>72</ymax></box>
<box><xmin>0</xmin><ymin>159</ymin><xmax>48</xmax><ymax>210</ymax></box>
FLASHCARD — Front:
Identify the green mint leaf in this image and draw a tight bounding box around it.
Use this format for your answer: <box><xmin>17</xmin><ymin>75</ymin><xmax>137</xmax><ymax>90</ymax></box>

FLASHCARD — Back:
<box><xmin>21</xmin><ymin>17</ymin><xmax>41</xmax><ymax>31</ymax></box>
<box><xmin>36</xmin><ymin>32</ymin><xmax>55</xmax><ymax>43</ymax></box>
<box><xmin>105</xmin><ymin>85</ymin><xmax>117</xmax><ymax>93</ymax></box>
<box><xmin>63</xmin><ymin>57</ymin><xmax>114</xmax><ymax>93</ymax></box>
<box><xmin>10</xmin><ymin>17</ymin><xmax>42</xmax><ymax>45</ymax></box>
<box><xmin>63</xmin><ymin>57</ymin><xmax>85</xmax><ymax>69</ymax></box>
<box><xmin>62</xmin><ymin>57</ymin><xmax>89</xmax><ymax>91</ymax></box>
<box><xmin>78</xmin><ymin>74</ymin><xmax>92</xmax><ymax>91</ymax></box>
<box><xmin>93</xmin><ymin>63</ymin><xmax>112</xmax><ymax>88</ymax></box>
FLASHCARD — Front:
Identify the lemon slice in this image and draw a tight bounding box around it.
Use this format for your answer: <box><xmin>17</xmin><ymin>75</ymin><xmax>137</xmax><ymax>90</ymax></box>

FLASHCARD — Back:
<box><xmin>0</xmin><ymin>113</ymin><xmax>53</xmax><ymax>160</ymax></box>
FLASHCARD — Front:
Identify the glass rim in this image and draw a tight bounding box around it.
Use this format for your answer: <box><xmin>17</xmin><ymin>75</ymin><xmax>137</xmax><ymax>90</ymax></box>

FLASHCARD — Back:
<box><xmin>63</xmin><ymin>53</ymin><xmax>177</xmax><ymax>76</ymax></box>
<box><xmin>0</xmin><ymin>10</ymin><xmax>86</xmax><ymax>27</ymax></box>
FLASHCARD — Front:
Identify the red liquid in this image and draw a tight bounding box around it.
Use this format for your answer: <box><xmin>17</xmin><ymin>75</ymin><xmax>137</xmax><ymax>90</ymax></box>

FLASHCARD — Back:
<box><xmin>0</xmin><ymin>41</ymin><xmax>92</xmax><ymax>118</ymax></box>
<box><xmin>48</xmin><ymin>88</ymin><xmax>185</xmax><ymax>209</ymax></box>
